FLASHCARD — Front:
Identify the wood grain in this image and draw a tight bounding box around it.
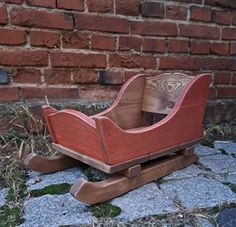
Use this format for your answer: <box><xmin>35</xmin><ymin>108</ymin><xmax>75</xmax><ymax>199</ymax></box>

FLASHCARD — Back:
<box><xmin>70</xmin><ymin>152</ymin><xmax>198</xmax><ymax>204</ymax></box>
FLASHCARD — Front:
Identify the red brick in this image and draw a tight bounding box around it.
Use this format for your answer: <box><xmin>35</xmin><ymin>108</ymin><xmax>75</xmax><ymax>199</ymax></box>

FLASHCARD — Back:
<box><xmin>212</xmin><ymin>10</ymin><xmax>231</xmax><ymax>25</ymax></box>
<box><xmin>208</xmin><ymin>87</ymin><xmax>217</xmax><ymax>99</ymax></box>
<box><xmin>0</xmin><ymin>28</ymin><xmax>25</xmax><ymax>45</ymax></box>
<box><xmin>57</xmin><ymin>0</ymin><xmax>84</xmax><ymax>11</ymax></box>
<box><xmin>62</xmin><ymin>32</ymin><xmax>89</xmax><ymax>49</ymax></box>
<box><xmin>180</xmin><ymin>24</ymin><xmax>220</xmax><ymax>40</ymax></box>
<box><xmin>190</xmin><ymin>6</ymin><xmax>211</xmax><ymax>22</ymax></box>
<box><xmin>119</xmin><ymin>36</ymin><xmax>141</xmax><ymax>52</ymax></box>
<box><xmin>222</xmin><ymin>28</ymin><xmax>236</xmax><ymax>40</ymax></box>
<box><xmin>12</xmin><ymin>68</ymin><xmax>41</xmax><ymax>83</ymax></box>
<box><xmin>45</xmin><ymin>69</ymin><xmax>71</xmax><ymax>85</ymax></box>
<box><xmin>214</xmin><ymin>72</ymin><xmax>232</xmax><ymax>85</ymax></box>
<box><xmin>0</xmin><ymin>87</ymin><xmax>20</xmax><ymax>101</ymax></box>
<box><xmin>217</xmin><ymin>87</ymin><xmax>236</xmax><ymax>98</ymax></box>
<box><xmin>202</xmin><ymin>58</ymin><xmax>236</xmax><ymax>70</ymax></box>
<box><xmin>74</xmin><ymin>14</ymin><xmax>129</xmax><ymax>34</ymax></box>
<box><xmin>190</xmin><ymin>41</ymin><xmax>210</xmax><ymax>54</ymax></box>
<box><xmin>11</xmin><ymin>8</ymin><xmax>73</xmax><ymax>30</ymax></box>
<box><xmin>141</xmin><ymin>2</ymin><xmax>164</xmax><ymax>18</ymax></box>
<box><xmin>99</xmin><ymin>71</ymin><xmax>124</xmax><ymax>85</ymax></box>
<box><xmin>0</xmin><ymin>49</ymin><xmax>48</xmax><ymax>66</ymax></box>
<box><xmin>109</xmin><ymin>54</ymin><xmax>156</xmax><ymax>69</ymax></box>
<box><xmin>167</xmin><ymin>39</ymin><xmax>189</xmax><ymax>53</ymax></box>
<box><xmin>142</xmin><ymin>39</ymin><xmax>165</xmax><ymax>53</ymax></box>
<box><xmin>0</xmin><ymin>6</ymin><xmax>7</xmax><ymax>25</ymax></box>
<box><xmin>232</xmin><ymin>74</ymin><xmax>236</xmax><ymax>84</ymax></box>
<box><xmin>88</xmin><ymin>0</ymin><xmax>113</xmax><ymax>13</ymax></box>
<box><xmin>21</xmin><ymin>87</ymin><xmax>79</xmax><ymax>99</ymax></box>
<box><xmin>26</xmin><ymin>0</ymin><xmax>56</xmax><ymax>8</ymax></box>
<box><xmin>159</xmin><ymin>56</ymin><xmax>201</xmax><ymax>70</ymax></box>
<box><xmin>4</xmin><ymin>0</ymin><xmax>23</xmax><ymax>4</ymax></box>
<box><xmin>73</xmin><ymin>70</ymin><xmax>98</xmax><ymax>84</ymax></box>
<box><xmin>116</xmin><ymin>0</ymin><xmax>139</xmax><ymax>16</ymax></box>
<box><xmin>91</xmin><ymin>35</ymin><xmax>116</xmax><ymax>51</ymax></box>
<box><xmin>230</xmin><ymin>43</ymin><xmax>236</xmax><ymax>55</ymax></box>
<box><xmin>131</xmin><ymin>21</ymin><xmax>178</xmax><ymax>37</ymax></box>
<box><xmin>30</xmin><ymin>31</ymin><xmax>60</xmax><ymax>48</ymax></box>
<box><xmin>51</xmin><ymin>52</ymin><xmax>106</xmax><ymax>68</ymax></box>
<box><xmin>210</xmin><ymin>42</ymin><xmax>229</xmax><ymax>56</ymax></box>
<box><xmin>232</xmin><ymin>12</ymin><xmax>236</xmax><ymax>25</ymax></box>
<box><xmin>166</xmin><ymin>5</ymin><xmax>187</xmax><ymax>20</ymax></box>
<box><xmin>178</xmin><ymin>0</ymin><xmax>202</xmax><ymax>3</ymax></box>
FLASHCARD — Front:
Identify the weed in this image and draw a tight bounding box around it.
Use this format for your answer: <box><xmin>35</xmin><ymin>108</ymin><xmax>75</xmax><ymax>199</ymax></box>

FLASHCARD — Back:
<box><xmin>90</xmin><ymin>203</ymin><xmax>122</xmax><ymax>218</ymax></box>
<box><xmin>0</xmin><ymin>205</ymin><xmax>22</xmax><ymax>227</ymax></box>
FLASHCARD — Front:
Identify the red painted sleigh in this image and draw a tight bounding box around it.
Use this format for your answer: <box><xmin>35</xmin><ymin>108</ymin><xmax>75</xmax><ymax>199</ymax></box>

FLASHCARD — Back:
<box><xmin>25</xmin><ymin>72</ymin><xmax>211</xmax><ymax>204</ymax></box>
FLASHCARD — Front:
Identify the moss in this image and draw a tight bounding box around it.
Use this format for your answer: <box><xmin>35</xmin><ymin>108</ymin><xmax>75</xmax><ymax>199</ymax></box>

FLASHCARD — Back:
<box><xmin>31</xmin><ymin>183</ymin><xmax>71</xmax><ymax>197</ymax></box>
<box><xmin>200</xmin><ymin>138</ymin><xmax>214</xmax><ymax>148</ymax></box>
<box><xmin>90</xmin><ymin>202</ymin><xmax>122</xmax><ymax>218</ymax></box>
<box><xmin>0</xmin><ymin>205</ymin><xmax>22</xmax><ymax>227</ymax></box>
<box><xmin>218</xmin><ymin>148</ymin><xmax>228</xmax><ymax>155</ymax></box>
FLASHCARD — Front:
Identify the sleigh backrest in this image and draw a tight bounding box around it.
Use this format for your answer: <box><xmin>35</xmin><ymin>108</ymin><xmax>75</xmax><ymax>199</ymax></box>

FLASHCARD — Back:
<box><xmin>142</xmin><ymin>73</ymin><xmax>194</xmax><ymax>115</ymax></box>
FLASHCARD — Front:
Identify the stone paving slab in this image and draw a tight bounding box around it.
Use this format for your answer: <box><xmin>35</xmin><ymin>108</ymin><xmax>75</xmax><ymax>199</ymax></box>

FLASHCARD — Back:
<box><xmin>226</xmin><ymin>174</ymin><xmax>236</xmax><ymax>184</ymax></box>
<box><xmin>0</xmin><ymin>188</ymin><xmax>8</xmax><ymax>207</ymax></box>
<box><xmin>214</xmin><ymin>141</ymin><xmax>236</xmax><ymax>155</ymax></box>
<box><xmin>160</xmin><ymin>176</ymin><xmax>236</xmax><ymax>209</ymax></box>
<box><xmin>20</xmin><ymin>194</ymin><xmax>93</xmax><ymax>227</ymax></box>
<box><xmin>27</xmin><ymin>167</ymin><xmax>86</xmax><ymax>191</ymax></box>
<box><xmin>198</xmin><ymin>154</ymin><xmax>236</xmax><ymax>174</ymax></box>
<box><xmin>163</xmin><ymin>165</ymin><xmax>205</xmax><ymax>181</ymax></box>
<box><xmin>194</xmin><ymin>144</ymin><xmax>221</xmax><ymax>156</ymax></box>
<box><xmin>112</xmin><ymin>183</ymin><xmax>179</xmax><ymax>222</ymax></box>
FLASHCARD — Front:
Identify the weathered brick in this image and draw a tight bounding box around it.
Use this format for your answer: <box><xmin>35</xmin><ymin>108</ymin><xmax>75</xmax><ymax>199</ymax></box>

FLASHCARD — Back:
<box><xmin>166</xmin><ymin>5</ymin><xmax>187</xmax><ymax>20</ymax></box>
<box><xmin>109</xmin><ymin>54</ymin><xmax>156</xmax><ymax>69</ymax></box>
<box><xmin>116</xmin><ymin>0</ymin><xmax>139</xmax><ymax>16</ymax></box>
<box><xmin>99</xmin><ymin>71</ymin><xmax>124</xmax><ymax>85</ymax></box>
<box><xmin>202</xmin><ymin>58</ymin><xmax>236</xmax><ymax>70</ymax></box>
<box><xmin>210</xmin><ymin>42</ymin><xmax>229</xmax><ymax>56</ymax></box>
<box><xmin>11</xmin><ymin>8</ymin><xmax>73</xmax><ymax>30</ymax></box>
<box><xmin>159</xmin><ymin>56</ymin><xmax>201</xmax><ymax>70</ymax></box>
<box><xmin>190</xmin><ymin>41</ymin><xmax>210</xmax><ymax>54</ymax></box>
<box><xmin>232</xmin><ymin>12</ymin><xmax>236</xmax><ymax>25</ymax></box>
<box><xmin>141</xmin><ymin>2</ymin><xmax>165</xmax><ymax>18</ymax></box>
<box><xmin>12</xmin><ymin>68</ymin><xmax>41</xmax><ymax>83</ymax></box>
<box><xmin>180</xmin><ymin>24</ymin><xmax>220</xmax><ymax>39</ymax></box>
<box><xmin>131</xmin><ymin>21</ymin><xmax>178</xmax><ymax>37</ymax></box>
<box><xmin>205</xmin><ymin>0</ymin><xmax>236</xmax><ymax>9</ymax></box>
<box><xmin>217</xmin><ymin>87</ymin><xmax>236</xmax><ymax>98</ymax></box>
<box><xmin>30</xmin><ymin>31</ymin><xmax>60</xmax><ymax>48</ymax></box>
<box><xmin>45</xmin><ymin>69</ymin><xmax>71</xmax><ymax>84</ymax></box>
<box><xmin>57</xmin><ymin>0</ymin><xmax>84</xmax><ymax>11</ymax></box>
<box><xmin>208</xmin><ymin>87</ymin><xmax>217</xmax><ymax>99</ymax></box>
<box><xmin>0</xmin><ymin>28</ymin><xmax>25</xmax><ymax>45</ymax></box>
<box><xmin>232</xmin><ymin>74</ymin><xmax>236</xmax><ymax>84</ymax></box>
<box><xmin>190</xmin><ymin>6</ymin><xmax>211</xmax><ymax>22</ymax></box>
<box><xmin>74</xmin><ymin>14</ymin><xmax>129</xmax><ymax>34</ymax></box>
<box><xmin>167</xmin><ymin>39</ymin><xmax>189</xmax><ymax>53</ymax></box>
<box><xmin>62</xmin><ymin>32</ymin><xmax>89</xmax><ymax>49</ymax></box>
<box><xmin>230</xmin><ymin>43</ymin><xmax>236</xmax><ymax>55</ymax></box>
<box><xmin>119</xmin><ymin>36</ymin><xmax>141</xmax><ymax>52</ymax></box>
<box><xmin>5</xmin><ymin>0</ymin><xmax>23</xmax><ymax>4</ymax></box>
<box><xmin>0</xmin><ymin>49</ymin><xmax>48</xmax><ymax>66</ymax></box>
<box><xmin>142</xmin><ymin>38</ymin><xmax>165</xmax><ymax>53</ymax></box>
<box><xmin>26</xmin><ymin>0</ymin><xmax>56</xmax><ymax>8</ymax></box>
<box><xmin>212</xmin><ymin>10</ymin><xmax>231</xmax><ymax>25</ymax></box>
<box><xmin>51</xmin><ymin>52</ymin><xmax>106</xmax><ymax>68</ymax></box>
<box><xmin>222</xmin><ymin>28</ymin><xmax>236</xmax><ymax>40</ymax></box>
<box><xmin>0</xmin><ymin>6</ymin><xmax>7</xmax><ymax>25</ymax></box>
<box><xmin>0</xmin><ymin>87</ymin><xmax>20</xmax><ymax>101</ymax></box>
<box><xmin>91</xmin><ymin>35</ymin><xmax>116</xmax><ymax>51</ymax></box>
<box><xmin>73</xmin><ymin>70</ymin><xmax>98</xmax><ymax>84</ymax></box>
<box><xmin>214</xmin><ymin>72</ymin><xmax>231</xmax><ymax>85</ymax></box>
<box><xmin>21</xmin><ymin>87</ymin><xmax>79</xmax><ymax>99</ymax></box>
<box><xmin>88</xmin><ymin>0</ymin><xmax>113</xmax><ymax>13</ymax></box>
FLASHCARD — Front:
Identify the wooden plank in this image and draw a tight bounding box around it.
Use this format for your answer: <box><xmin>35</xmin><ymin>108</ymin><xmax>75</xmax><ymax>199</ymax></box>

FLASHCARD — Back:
<box><xmin>24</xmin><ymin>153</ymin><xmax>80</xmax><ymax>174</ymax></box>
<box><xmin>118</xmin><ymin>164</ymin><xmax>141</xmax><ymax>178</ymax></box>
<box><xmin>70</xmin><ymin>153</ymin><xmax>198</xmax><ymax>204</ymax></box>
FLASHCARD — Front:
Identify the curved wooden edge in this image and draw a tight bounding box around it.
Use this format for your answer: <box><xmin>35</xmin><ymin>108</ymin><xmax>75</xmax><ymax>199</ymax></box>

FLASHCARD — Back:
<box><xmin>24</xmin><ymin>153</ymin><xmax>80</xmax><ymax>174</ymax></box>
<box><xmin>70</xmin><ymin>153</ymin><xmax>199</xmax><ymax>204</ymax></box>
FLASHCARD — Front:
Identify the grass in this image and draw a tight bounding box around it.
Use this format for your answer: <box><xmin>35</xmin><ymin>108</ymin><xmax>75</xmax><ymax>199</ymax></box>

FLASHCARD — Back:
<box><xmin>0</xmin><ymin>205</ymin><xmax>22</xmax><ymax>227</ymax></box>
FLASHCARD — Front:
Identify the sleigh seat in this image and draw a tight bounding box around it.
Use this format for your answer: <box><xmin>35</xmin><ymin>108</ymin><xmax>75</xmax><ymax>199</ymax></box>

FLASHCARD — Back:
<box><xmin>25</xmin><ymin>72</ymin><xmax>211</xmax><ymax>204</ymax></box>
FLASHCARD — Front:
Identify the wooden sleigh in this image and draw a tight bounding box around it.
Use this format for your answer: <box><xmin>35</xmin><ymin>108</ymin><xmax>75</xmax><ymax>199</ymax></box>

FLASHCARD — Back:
<box><xmin>24</xmin><ymin>72</ymin><xmax>211</xmax><ymax>204</ymax></box>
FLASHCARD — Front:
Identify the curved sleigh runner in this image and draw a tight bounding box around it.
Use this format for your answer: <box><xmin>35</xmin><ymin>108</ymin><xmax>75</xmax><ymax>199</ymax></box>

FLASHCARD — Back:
<box><xmin>24</xmin><ymin>72</ymin><xmax>211</xmax><ymax>204</ymax></box>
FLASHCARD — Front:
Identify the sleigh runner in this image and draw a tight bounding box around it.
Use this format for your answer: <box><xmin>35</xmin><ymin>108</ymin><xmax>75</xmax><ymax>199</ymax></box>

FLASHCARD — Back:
<box><xmin>24</xmin><ymin>72</ymin><xmax>211</xmax><ymax>204</ymax></box>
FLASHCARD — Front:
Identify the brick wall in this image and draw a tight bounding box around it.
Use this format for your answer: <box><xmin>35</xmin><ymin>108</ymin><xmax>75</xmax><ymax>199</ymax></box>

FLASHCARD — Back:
<box><xmin>0</xmin><ymin>0</ymin><xmax>236</xmax><ymax>102</ymax></box>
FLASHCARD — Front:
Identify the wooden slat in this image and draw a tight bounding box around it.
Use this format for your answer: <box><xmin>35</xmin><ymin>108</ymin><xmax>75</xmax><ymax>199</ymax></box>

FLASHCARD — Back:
<box><xmin>70</xmin><ymin>153</ymin><xmax>198</xmax><ymax>204</ymax></box>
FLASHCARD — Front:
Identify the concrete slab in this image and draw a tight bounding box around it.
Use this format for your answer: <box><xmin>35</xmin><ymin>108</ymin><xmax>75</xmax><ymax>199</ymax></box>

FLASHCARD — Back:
<box><xmin>160</xmin><ymin>176</ymin><xmax>236</xmax><ymax>209</ymax></box>
<box><xmin>194</xmin><ymin>144</ymin><xmax>221</xmax><ymax>156</ymax></box>
<box><xmin>0</xmin><ymin>188</ymin><xmax>8</xmax><ymax>207</ymax></box>
<box><xmin>111</xmin><ymin>183</ymin><xmax>179</xmax><ymax>222</ymax></box>
<box><xmin>214</xmin><ymin>141</ymin><xmax>236</xmax><ymax>155</ymax></box>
